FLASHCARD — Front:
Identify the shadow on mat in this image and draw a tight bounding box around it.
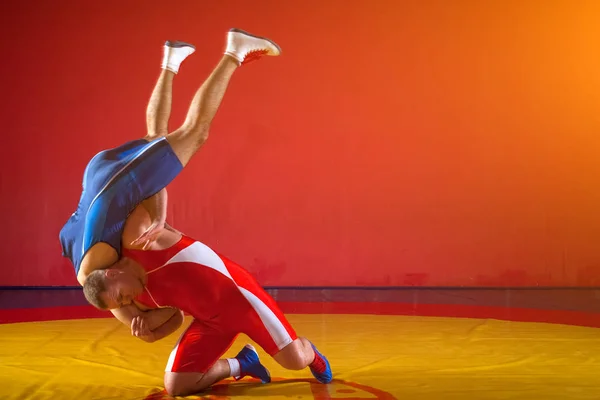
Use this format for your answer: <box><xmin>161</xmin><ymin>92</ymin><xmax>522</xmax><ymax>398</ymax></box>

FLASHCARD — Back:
<box><xmin>144</xmin><ymin>377</ymin><xmax>397</xmax><ymax>399</ymax></box>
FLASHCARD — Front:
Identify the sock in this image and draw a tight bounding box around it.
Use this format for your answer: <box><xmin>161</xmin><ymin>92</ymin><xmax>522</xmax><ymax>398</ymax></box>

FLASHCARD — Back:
<box><xmin>161</xmin><ymin>45</ymin><xmax>193</xmax><ymax>74</ymax></box>
<box><xmin>227</xmin><ymin>358</ymin><xmax>241</xmax><ymax>377</ymax></box>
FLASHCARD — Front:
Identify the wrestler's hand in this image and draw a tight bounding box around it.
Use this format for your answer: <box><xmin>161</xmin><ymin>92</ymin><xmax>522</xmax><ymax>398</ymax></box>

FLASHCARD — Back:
<box><xmin>131</xmin><ymin>315</ymin><xmax>155</xmax><ymax>342</ymax></box>
<box><xmin>130</xmin><ymin>220</ymin><xmax>166</xmax><ymax>250</ymax></box>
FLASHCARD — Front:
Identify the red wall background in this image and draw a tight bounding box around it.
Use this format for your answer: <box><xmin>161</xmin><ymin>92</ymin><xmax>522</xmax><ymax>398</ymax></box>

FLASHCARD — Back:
<box><xmin>2</xmin><ymin>0</ymin><xmax>600</xmax><ymax>287</ymax></box>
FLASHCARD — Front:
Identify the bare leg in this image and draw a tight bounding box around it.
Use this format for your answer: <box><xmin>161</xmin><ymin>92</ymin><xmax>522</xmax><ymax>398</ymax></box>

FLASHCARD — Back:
<box><xmin>145</xmin><ymin>69</ymin><xmax>175</xmax><ymax>140</ymax></box>
<box><xmin>164</xmin><ymin>28</ymin><xmax>280</xmax><ymax>166</ymax></box>
<box><xmin>164</xmin><ymin>359</ymin><xmax>231</xmax><ymax>396</ymax></box>
<box><xmin>273</xmin><ymin>337</ymin><xmax>316</xmax><ymax>370</ymax></box>
<box><xmin>166</xmin><ymin>55</ymin><xmax>238</xmax><ymax>166</ymax></box>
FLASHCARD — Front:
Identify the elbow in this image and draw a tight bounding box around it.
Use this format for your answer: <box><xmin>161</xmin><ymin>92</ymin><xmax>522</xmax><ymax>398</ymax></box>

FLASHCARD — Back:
<box><xmin>139</xmin><ymin>334</ymin><xmax>157</xmax><ymax>343</ymax></box>
<box><xmin>174</xmin><ymin>310</ymin><xmax>185</xmax><ymax>328</ymax></box>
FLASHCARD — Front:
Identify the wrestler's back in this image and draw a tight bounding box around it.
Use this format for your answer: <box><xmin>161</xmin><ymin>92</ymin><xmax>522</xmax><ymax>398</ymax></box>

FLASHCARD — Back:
<box><xmin>124</xmin><ymin>236</ymin><xmax>252</xmax><ymax>324</ymax></box>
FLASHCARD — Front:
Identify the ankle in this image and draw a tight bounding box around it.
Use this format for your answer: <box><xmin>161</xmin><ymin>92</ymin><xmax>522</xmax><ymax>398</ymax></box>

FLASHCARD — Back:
<box><xmin>226</xmin><ymin>358</ymin><xmax>241</xmax><ymax>377</ymax></box>
<box><xmin>161</xmin><ymin>42</ymin><xmax>195</xmax><ymax>74</ymax></box>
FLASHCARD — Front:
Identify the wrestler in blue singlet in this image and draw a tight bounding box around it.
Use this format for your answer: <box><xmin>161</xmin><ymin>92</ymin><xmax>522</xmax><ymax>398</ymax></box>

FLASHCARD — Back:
<box><xmin>59</xmin><ymin>137</ymin><xmax>182</xmax><ymax>274</ymax></box>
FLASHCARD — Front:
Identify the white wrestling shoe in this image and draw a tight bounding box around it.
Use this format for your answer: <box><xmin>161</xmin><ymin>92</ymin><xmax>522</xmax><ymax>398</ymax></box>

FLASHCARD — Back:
<box><xmin>162</xmin><ymin>40</ymin><xmax>196</xmax><ymax>74</ymax></box>
<box><xmin>224</xmin><ymin>28</ymin><xmax>281</xmax><ymax>66</ymax></box>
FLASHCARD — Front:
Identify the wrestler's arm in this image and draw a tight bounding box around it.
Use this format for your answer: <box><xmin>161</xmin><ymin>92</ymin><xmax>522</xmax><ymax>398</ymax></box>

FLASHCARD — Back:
<box><xmin>141</xmin><ymin>188</ymin><xmax>168</xmax><ymax>225</ymax></box>
<box><xmin>144</xmin><ymin>310</ymin><xmax>185</xmax><ymax>342</ymax></box>
<box><xmin>77</xmin><ymin>244</ymin><xmax>119</xmax><ymax>286</ymax></box>
<box><xmin>131</xmin><ymin>188</ymin><xmax>171</xmax><ymax>248</ymax></box>
<box><xmin>111</xmin><ymin>303</ymin><xmax>184</xmax><ymax>343</ymax></box>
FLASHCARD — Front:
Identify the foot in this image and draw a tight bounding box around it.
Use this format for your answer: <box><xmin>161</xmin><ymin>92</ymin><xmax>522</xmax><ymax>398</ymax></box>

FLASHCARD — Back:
<box><xmin>309</xmin><ymin>343</ymin><xmax>332</xmax><ymax>384</ymax></box>
<box><xmin>224</xmin><ymin>28</ymin><xmax>281</xmax><ymax>66</ymax></box>
<box><xmin>234</xmin><ymin>344</ymin><xmax>271</xmax><ymax>383</ymax></box>
<box><xmin>162</xmin><ymin>40</ymin><xmax>195</xmax><ymax>74</ymax></box>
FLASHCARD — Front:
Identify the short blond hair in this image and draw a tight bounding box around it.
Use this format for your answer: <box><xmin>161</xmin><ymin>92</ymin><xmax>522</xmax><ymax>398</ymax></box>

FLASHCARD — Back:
<box><xmin>82</xmin><ymin>270</ymin><xmax>109</xmax><ymax>309</ymax></box>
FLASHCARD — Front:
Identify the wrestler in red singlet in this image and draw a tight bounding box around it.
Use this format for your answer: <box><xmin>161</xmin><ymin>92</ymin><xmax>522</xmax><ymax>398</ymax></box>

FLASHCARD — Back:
<box><xmin>122</xmin><ymin>235</ymin><xmax>298</xmax><ymax>373</ymax></box>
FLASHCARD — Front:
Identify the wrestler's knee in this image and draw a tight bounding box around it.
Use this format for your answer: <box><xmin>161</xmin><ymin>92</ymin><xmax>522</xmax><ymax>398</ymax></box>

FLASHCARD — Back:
<box><xmin>165</xmin><ymin>124</ymin><xmax>210</xmax><ymax>165</ymax></box>
<box><xmin>164</xmin><ymin>373</ymin><xmax>185</xmax><ymax>397</ymax></box>
<box><xmin>195</xmin><ymin>125</ymin><xmax>210</xmax><ymax>145</ymax></box>
<box><xmin>180</xmin><ymin>121</ymin><xmax>210</xmax><ymax>147</ymax></box>
<box><xmin>164</xmin><ymin>372</ymin><xmax>207</xmax><ymax>397</ymax></box>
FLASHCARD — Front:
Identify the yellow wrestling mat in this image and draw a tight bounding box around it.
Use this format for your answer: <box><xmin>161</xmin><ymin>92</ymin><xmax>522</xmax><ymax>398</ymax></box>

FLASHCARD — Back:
<box><xmin>1</xmin><ymin>314</ymin><xmax>600</xmax><ymax>399</ymax></box>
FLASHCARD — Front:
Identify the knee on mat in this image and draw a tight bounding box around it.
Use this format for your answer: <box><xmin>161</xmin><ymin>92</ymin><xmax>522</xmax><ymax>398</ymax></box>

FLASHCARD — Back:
<box><xmin>164</xmin><ymin>380</ymin><xmax>184</xmax><ymax>397</ymax></box>
<box><xmin>164</xmin><ymin>379</ymin><xmax>187</xmax><ymax>397</ymax></box>
<box><xmin>164</xmin><ymin>374</ymin><xmax>208</xmax><ymax>397</ymax></box>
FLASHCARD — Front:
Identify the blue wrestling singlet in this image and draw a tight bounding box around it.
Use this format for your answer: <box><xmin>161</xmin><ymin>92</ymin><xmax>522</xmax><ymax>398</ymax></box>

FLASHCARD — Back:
<box><xmin>59</xmin><ymin>137</ymin><xmax>183</xmax><ymax>274</ymax></box>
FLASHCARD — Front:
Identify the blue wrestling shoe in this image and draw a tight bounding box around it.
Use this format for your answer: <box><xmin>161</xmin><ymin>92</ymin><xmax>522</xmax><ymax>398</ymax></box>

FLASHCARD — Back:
<box><xmin>234</xmin><ymin>344</ymin><xmax>271</xmax><ymax>383</ymax></box>
<box><xmin>309</xmin><ymin>343</ymin><xmax>332</xmax><ymax>384</ymax></box>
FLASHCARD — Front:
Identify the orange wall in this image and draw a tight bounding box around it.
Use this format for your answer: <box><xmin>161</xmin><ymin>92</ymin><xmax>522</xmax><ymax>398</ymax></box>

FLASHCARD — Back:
<box><xmin>2</xmin><ymin>0</ymin><xmax>600</xmax><ymax>286</ymax></box>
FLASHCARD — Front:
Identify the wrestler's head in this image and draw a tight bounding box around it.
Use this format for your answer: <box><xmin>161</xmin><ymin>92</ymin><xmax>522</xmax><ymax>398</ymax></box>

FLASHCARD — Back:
<box><xmin>82</xmin><ymin>258</ymin><xmax>145</xmax><ymax>310</ymax></box>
